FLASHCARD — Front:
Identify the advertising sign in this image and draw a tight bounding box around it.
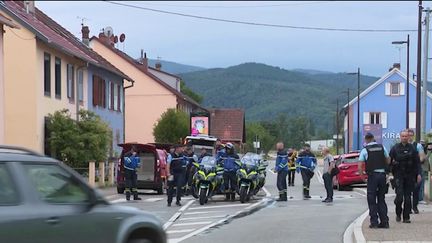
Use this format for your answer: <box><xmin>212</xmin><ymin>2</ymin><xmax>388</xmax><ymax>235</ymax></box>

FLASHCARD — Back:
<box><xmin>191</xmin><ymin>116</ymin><xmax>209</xmax><ymax>136</ymax></box>
<box><xmin>362</xmin><ymin>124</ymin><xmax>383</xmax><ymax>145</ymax></box>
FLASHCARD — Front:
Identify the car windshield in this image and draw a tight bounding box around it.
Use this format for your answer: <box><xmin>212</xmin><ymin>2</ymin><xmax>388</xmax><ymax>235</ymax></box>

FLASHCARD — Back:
<box><xmin>200</xmin><ymin>156</ymin><xmax>217</xmax><ymax>169</ymax></box>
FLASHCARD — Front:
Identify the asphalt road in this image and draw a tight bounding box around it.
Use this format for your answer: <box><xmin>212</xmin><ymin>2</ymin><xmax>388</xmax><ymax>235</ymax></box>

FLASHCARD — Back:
<box><xmin>100</xmin><ymin>160</ymin><xmax>369</xmax><ymax>243</ymax></box>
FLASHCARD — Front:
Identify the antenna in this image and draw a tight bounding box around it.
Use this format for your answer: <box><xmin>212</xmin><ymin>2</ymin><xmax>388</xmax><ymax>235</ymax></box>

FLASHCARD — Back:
<box><xmin>77</xmin><ymin>16</ymin><xmax>89</xmax><ymax>26</ymax></box>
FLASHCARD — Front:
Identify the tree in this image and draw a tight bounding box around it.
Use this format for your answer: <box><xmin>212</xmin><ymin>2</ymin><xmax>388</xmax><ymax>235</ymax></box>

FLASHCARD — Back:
<box><xmin>287</xmin><ymin>116</ymin><xmax>310</xmax><ymax>149</ymax></box>
<box><xmin>47</xmin><ymin>109</ymin><xmax>112</xmax><ymax>168</ymax></box>
<box><xmin>245</xmin><ymin>122</ymin><xmax>275</xmax><ymax>154</ymax></box>
<box><xmin>180</xmin><ymin>80</ymin><xmax>203</xmax><ymax>104</ymax></box>
<box><xmin>153</xmin><ymin>108</ymin><xmax>189</xmax><ymax>144</ymax></box>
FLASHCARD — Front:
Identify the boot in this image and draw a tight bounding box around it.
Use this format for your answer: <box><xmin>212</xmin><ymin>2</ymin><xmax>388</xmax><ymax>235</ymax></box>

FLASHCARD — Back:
<box><xmin>277</xmin><ymin>192</ymin><xmax>284</xmax><ymax>201</ymax></box>
<box><xmin>283</xmin><ymin>192</ymin><xmax>288</xmax><ymax>201</ymax></box>
<box><xmin>231</xmin><ymin>193</ymin><xmax>236</xmax><ymax>201</ymax></box>
<box><xmin>225</xmin><ymin>193</ymin><xmax>230</xmax><ymax>201</ymax></box>
<box><xmin>126</xmin><ymin>191</ymin><xmax>131</xmax><ymax>201</ymax></box>
<box><xmin>133</xmin><ymin>192</ymin><xmax>142</xmax><ymax>200</ymax></box>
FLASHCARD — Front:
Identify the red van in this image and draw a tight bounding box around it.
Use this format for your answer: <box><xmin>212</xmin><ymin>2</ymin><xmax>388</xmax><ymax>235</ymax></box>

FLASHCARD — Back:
<box><xmin>116</xmin><ymin>143</ymin><xmax>168</xmax><ymax>194</ymax></box>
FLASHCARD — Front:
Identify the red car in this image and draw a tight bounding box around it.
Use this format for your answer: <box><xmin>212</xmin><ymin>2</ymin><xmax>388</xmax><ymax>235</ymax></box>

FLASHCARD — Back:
<box><xmin>333</xmin><ymin>152</ymin><xmax>367</xmax><ymax>191</ymax></box>
<box><xmin>116</xmin><ymin>143</ymin><xmax>168</xmax><ymax>194</ymax></box>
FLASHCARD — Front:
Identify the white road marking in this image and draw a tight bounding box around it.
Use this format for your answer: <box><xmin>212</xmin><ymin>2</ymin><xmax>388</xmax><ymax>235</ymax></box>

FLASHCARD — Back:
<box><xmin>167</xmin><ymin>229</ymin><xmax>196</xmax><ymax>234</ymax></box>
<box><xmin>316</xmin><ymin>170</ymin><xmax>324</xmax><ymax>185</ymax></box>
<box><xmin>188</xmin><ymin>203</ymin><xmax>251</xmax><ymax>210</ymax></box>
<box><xmin>163</xmin><ymin>200</ymin><xmax>195</xmax><ymax>230</ymax></box>
<box><xmin>104</xmin><ymin>194</ymin><xmax>119</xmax><ymax>200</ymax></box>
<box><xmin>172</xmin><ymin>221</ymin><xmax>213</xmax><ymax>227</ymax></box>
<box><xmin>262</xmin><ymin>186</ymin><xmax>271</xmax><ymax>197</ymax></box>
<box><xmin>179</xmin><ymin>215</ymin><xmax>226</xmax><ymax>221</ymax></box>
<box><xmin>184</xmin><ymin>211</ymin><xmax>224</xmax><ymax>215</ymax></box>
<box><xmin>144</xmin><ymin>198</ymin><xmax>164</xmax><ymax>202</ymax></box>
<box><xmin>110</xmin><ymin>198</ymin><xmax>127</xmax><ymax>204</ymax></box>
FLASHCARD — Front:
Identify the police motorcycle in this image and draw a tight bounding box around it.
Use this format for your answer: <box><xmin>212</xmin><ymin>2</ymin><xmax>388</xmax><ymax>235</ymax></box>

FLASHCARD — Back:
<box><xmin>191</xmin><ymin>156</ymin><xmax>224</xmax><ymax>205</ymax></box>
<box><xmin>236</xmin><ymin>154</ymin><xmax>261</xmax><ymax>203</ymax></box>
<box><xmin>253</xmin><ymin>153</ymin><xmax>269</xmax><ymax>191</ymax></box>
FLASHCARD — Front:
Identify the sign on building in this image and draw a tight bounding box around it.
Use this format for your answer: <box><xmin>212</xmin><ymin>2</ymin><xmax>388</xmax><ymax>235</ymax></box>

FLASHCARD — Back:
<box><xmin>190</xmin><ymin>110</ymin><xmax>210</xmax><ymax>136</ymax></box>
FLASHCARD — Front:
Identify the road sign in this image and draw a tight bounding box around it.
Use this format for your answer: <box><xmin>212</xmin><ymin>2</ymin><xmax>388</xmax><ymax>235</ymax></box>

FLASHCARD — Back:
<box><xmin>253</xmin><ymin>141</ymin><xmax>260</xmax><ymax>149</ymax></box>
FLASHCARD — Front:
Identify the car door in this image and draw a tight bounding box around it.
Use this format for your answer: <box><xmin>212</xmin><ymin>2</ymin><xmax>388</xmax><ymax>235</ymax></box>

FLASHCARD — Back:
<box><xmin>21</xmin><ymin>163</ymin><xmax>121</xmax><ymax>243</ymax></box>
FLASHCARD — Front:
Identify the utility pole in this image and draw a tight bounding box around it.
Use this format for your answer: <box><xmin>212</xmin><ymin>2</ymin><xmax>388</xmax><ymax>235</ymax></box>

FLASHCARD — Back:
<box><xmin>416</xmin><ymin>0</ymin><xmax>423</xmax><ymax>141</ymax></box>
<box><xmin>357</xmin><ymin>68</ymin><xmax>360</xmax><ymax>150</ymax></box>
<box><xmin>346</xmin><ymin>88</ymin><xmax>350</xmax><ymax>153</ymax></box>
<box><xmin>422</xmin><ymin>8</ymin><xmax>430</xmax><ymax>139</ymax></box>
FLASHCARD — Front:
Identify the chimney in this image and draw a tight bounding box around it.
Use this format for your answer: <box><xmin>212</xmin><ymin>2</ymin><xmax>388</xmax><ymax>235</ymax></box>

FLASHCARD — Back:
<box><xmin>155</xmin><ymin>62</ymin><xmax>162</xmax><ymax>70</ymax></box>
<box><xmin>393</xmin><ymin>63</ymin><xmax>401</xmax><ymax>70</ymax></box>
<box><xmin>24</xmin><ymin>1</ymin><xmax>35</xmax><ymax>15</ymax></box>
<box><xmin>140</xmin><ymin>49</ymin><xmax>148</xmax><ymax>70</ymax></box>
<box><xmin>81</xmin><ymin>25</ymin><xmax>90</xmax><ymax>46</ymax></box>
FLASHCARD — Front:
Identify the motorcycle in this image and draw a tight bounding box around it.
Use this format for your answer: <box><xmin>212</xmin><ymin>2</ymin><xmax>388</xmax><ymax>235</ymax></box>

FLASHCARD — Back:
<box><xmin>253</xmin><ymin>154</ymin><xmax>268</xmax><ymax>191</ymax></box>
<box><xmin>236</xmin><ymin>154</ymin><xmax>261</xmax><ymax>203</ymax></box>
<box><xmin>191</xmin><ymin>156</ymin><xmax>224</xmax><ymax>205</ymax></box>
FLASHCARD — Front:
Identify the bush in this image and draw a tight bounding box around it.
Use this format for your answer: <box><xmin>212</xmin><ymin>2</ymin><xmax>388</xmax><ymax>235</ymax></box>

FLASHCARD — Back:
<box><xmin>153</xmin><ymin>108</ymin><xmax>189</xmax><ymax>144</ymax></box>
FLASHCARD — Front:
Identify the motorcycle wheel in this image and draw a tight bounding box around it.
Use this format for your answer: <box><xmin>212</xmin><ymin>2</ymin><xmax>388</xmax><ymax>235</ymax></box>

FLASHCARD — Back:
<box><xmin>191</xmin><ymin>184</ymin><xmax>199</xmax><ymax>199</ymax></box>
<box><xmin>199</xmin><ymin>188</ymin><xmax>208</xmax><ymax>205</ymax></box>
<box><xmin>239</xmin><ymin>186</ymin><xmax>248</xmax><ymax>203</ymax></box>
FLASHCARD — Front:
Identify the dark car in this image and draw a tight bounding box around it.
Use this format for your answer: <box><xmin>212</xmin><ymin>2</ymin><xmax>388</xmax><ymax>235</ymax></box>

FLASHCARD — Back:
<box><xmin>0</xmin><ymin>146</ymin><xmax>166</xmax><ymax>243</ymax></box>
<box><xmin>117</xmin><ymin>143</ymin><xmax>167</xmax><ymax>195</ymax></box>
<box><xmin>333</xmin><ymin>152</ymin><xmax>367</xmax><ymax>190</ymax></box>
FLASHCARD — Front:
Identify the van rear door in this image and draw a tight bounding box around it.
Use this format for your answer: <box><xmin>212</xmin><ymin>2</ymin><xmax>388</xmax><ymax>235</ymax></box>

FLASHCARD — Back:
<box><xmin>137</xmin><ymin>151</ymin><xmax>156</xmax><ymax>182</ymax></box>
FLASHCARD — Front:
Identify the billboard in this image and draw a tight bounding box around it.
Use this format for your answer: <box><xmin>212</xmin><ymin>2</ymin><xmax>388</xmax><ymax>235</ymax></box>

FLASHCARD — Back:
<box><xmin>362</xmin><ymin>124</ymin><xmax>383</xmax><ymax>145</ymax></box>
<box><xmin>191</xmin><ymin>116</ymin><xmax>209</xmax><ymax>136</ymax></box>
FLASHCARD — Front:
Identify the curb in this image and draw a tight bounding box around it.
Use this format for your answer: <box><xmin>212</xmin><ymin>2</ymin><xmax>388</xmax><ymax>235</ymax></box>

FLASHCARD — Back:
<box><xmin>343</xmin><ymin>209</ymin><xmax>368</xmax><ymax>243</ymax></box>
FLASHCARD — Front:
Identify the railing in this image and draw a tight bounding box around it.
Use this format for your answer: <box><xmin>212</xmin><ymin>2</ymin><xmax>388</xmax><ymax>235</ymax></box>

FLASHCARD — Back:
<box><xmin>73</xmin><ymin>161</ymin><xmax>116</xmax><ymax>188</ymax></box>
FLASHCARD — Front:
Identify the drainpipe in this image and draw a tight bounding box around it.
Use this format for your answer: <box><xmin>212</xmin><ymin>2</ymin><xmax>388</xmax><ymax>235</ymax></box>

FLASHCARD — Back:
<box><xmin>76</xmin><ymin>63</ymin><xmax>88</xmax><ymax>121</ymax></box>
<box><xmin>122</xmin><ymin>79</ymin><xmax>134</xmax><ymax>143</ymax></box>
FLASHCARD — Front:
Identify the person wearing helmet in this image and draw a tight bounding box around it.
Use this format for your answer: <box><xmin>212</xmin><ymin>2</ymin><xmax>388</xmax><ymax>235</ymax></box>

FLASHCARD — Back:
<box><xmin>220</xmin><ymin>142</ymin><xmax>240</xmax><ymax>201</ymax></box>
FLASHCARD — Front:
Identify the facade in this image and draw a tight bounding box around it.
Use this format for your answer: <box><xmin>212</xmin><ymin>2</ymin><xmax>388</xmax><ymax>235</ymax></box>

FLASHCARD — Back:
<box><xmin>0</xmin><ymin>1</ymin><xmax>131</xmax><ymax>155</ymax></box>
<box><xmin>90</xmin><ymin>35</ymin><xmax>203</xmax><ymax>144</ymax></box>
<box><xmin>344</xmin><ymin>67</ymin><xmax>432</xmax><ymax>151</ymax></box>
<box><xmin>148</xmin><ymin>65</ymin><xmax>181</xmax><ymax>91</ymax></box>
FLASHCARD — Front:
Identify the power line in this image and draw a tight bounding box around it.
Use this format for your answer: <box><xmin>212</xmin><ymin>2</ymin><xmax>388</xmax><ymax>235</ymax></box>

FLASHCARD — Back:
<box><xmin>129</xmin><ymin>1</ymin><xmax>333</xmax><ymax>9</ymax></box>
<box><xmin>103</xmin><ymin>1</ymin><xmax>419</xmax><ymax>33</ymax></box>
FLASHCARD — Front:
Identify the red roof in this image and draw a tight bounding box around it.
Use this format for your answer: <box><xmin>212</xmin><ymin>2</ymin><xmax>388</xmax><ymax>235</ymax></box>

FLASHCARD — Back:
<box><xmin>209</xmin><ymin>109</ymin><xmax>245</xmax><ymax>143</ymax></box>
<box><xmin>1</xmin><ymin>1</ymin><xmax>132</xmax><ymax>81</ymax></box>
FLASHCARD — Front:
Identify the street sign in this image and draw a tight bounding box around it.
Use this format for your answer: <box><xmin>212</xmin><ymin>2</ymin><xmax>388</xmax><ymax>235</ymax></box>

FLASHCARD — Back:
<box><xmin>253</xmin><ymin>141</ymin><xmax>261</xmax><ymax>149</ymax></box>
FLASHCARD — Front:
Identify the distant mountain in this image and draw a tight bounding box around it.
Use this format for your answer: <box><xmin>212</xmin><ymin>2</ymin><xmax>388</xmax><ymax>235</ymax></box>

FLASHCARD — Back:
<box><xmin>147</xmin><ymin>59</ymin><xmax>205</xmax><ymax>74</ymax></box>
<box><xmin>292</xmin><ymin>68</ymin><xmax>334</xmax><ymax>75</ymax></box>
<box><xmin>180</xmin><ymin>62</ymin><xmax>379</xmax><ymax>134</ymax></box>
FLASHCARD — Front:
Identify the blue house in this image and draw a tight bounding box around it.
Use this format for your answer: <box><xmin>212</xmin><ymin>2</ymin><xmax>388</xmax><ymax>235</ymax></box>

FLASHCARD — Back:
<box><xmin>344</xmin><ymin>66</ymin><xmax>432</xmax><ymax>151</ymax></box>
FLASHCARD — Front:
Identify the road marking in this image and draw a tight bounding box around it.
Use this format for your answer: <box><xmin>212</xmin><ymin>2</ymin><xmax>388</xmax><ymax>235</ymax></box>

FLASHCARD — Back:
<box><xmin>163</xmin><ymin>200</ymin><xmax>195</xmax><ymax>230</ymax></box>
<box><xmin>184</xmin><ymin>211</ymin><xmax>224</xmax><ymax>215</ymax></box>
<box><xmin>267</xmin><ymin>169</ymin><xmax>277</xmax><ymax>175</ymax></box>
<box><xmin>166</xmin><ymin>229</ymin><xmax>196</xmax><ymax>234</ymax></box>
<box><xmin>172</xmin><ymin>221</ymin><xmax>213</xmax><ymax>227</ymax></box>
<box><xmin>179</xmin><ymin>215</ymin><xmax>226</xmax><ymax>221</ymax></box>
<box><xmin>262</xmin><ymin>186</ymin><xmax>271</xmax><ymax>197</ymax></box>
<box><xmin>110</xmin><ymin>198</ymin><xmax>127</xmax><ymax>204</ymax></box>
<box><xmin>105</xmin><ymin>194</ymin><xmax>119</xmax><ymax>200</ymax></box>
<box><xmin>188</xmin><ymin>203</ymin><xmax>251</xmax><ymax>210</ymax></box>
<box><xmin>316</xmin><ymin>170</ymin><xmax>324</xmax><ymax>185</ymax></box>
<box><xmin>144</xmin><ymin>198</ymin><xmax>164</xmax><ymax>202</ymax></box>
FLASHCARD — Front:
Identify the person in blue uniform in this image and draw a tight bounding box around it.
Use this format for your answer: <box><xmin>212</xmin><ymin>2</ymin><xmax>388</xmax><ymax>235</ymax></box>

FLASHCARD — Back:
<box><xmin>275</xmin><ymin>142</ymin><xmax>289</xmax><ymax>201</ymax></box>
<box><xmin>296</xmin><ymin>144</ymin><xmax>317</xmax><ymax>200</ymax></box>
<box><xmin>123</xmin><ymin>146</ymin><xmax>142</xmax><ymax>201</ymax></box>
<box><xmin>167</xmin><ymin>144</ymin><xmax>187</xmax><ymax>207</ymax></box>
<box><xmin>219</xmin><ymin>143</ymin><xmax>240</xmax><ymax>201</ymax></box>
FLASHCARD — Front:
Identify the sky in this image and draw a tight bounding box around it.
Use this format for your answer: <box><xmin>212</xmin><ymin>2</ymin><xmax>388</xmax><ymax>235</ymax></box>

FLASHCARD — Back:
<box><xmin>35</xmin><ymin>1</ymin><xmax>432</xmax><ymax>77</ymax></box>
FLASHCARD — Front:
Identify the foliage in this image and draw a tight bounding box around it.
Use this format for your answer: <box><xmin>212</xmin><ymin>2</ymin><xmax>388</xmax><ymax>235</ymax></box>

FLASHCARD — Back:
<box><xmin>180</xmin><ymin>80</ymin><xmax>203</xmax><ymax>104</ymax></box>
<box><xmin>153</xmin><ymin>108</ymin><xmax>189</xmax><ymax>144</ymax></box>
<box><xmin>47</xmin><ymin>109</ymin><xmax>112</xmax><ymax>168</ymax></box>
<box><xmin>245</xmin><ymin>122</ymin><xmax>275</xmax><ymax>154</ymax></box>
<box><xmin>180</xmin><ymin>62</ymin><xmax>378</xmax><ymax>135</ymax></box>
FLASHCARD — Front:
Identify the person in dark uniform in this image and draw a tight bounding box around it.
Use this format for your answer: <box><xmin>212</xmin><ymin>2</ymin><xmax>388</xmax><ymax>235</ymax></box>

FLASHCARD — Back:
<box><xmin>358</xmin><ymin>133</ymin><xmax>390</xmax><ymax>229</ymax></box>
<box><xmin>183</xmin><ymin>146</ymin><xmax>198</xmax><ymax>196</ymax></box>
<box><xmin>123</xmin><ymin>146</ymin><xmax>142</xmax><ymax>201</ymax></box>
<box><xmin>389</xmin><ymin>130</ymin><xmax>422</xmax><ymax>223</ymax></box>
<box><xmin>288</xmin><ymin>148</ymin><xmax>297</xmax><ymax>187</ymax></box>
<box><xmin>275</xmin><ymin>142</ymin><xmax>289</xmax><ymax>201</ymax></box>
<box><xmin>219</xmin><ymin>143</ymin><xmax>240</xmax><ymax>201</ymax></box>
<box><xmin>406</xmin><ymin>129</ymin><xmax>426</xmax><ymax>214</ymax></box>
<box><xmin>296</xmin><ymin>144</ymin><xmax>317</xmax><ymax>200</ymax></box>
<box><xmin>167</xmin><ymin>144</ymin><xmax>187</xmax><ymax>207</ymax></box>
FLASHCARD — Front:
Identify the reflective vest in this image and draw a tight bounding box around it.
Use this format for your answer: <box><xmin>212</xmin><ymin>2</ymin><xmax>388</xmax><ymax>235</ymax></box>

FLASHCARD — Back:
<box><xmin>275</xmin><ymin>151</ymin><xmax>289</xmax><ymax>172</ymax></box>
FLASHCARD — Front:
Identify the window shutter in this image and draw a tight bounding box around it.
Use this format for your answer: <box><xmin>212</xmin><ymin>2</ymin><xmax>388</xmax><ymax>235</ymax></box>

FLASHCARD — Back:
<box><xmin>117</xmin><ymin>85</ymin><xmax>121</xmax><ymax>111</ymax></box>
<box><xmin>118</xmin><ymin>85</ymin><xmax>122</xmax><ymax>112</ymax></box>
<box><xmin>381</xmin><ymin>112</ymin><xmax>388</xmax><ymax>128</ymax></box>
<box><xmin>102</xmin><ymin>79</ymin><xmax>106</xmax><ymax>108</ymax></box>
<box><xmin>385</xmin><ymin>83</ymin><xmax>391</xmax><ymax>96</ymax></box>
<box><xmin>363</xmin><ymin>112</ymin><xmax>370</xmax><ymax>125</ymax></box>
<box><xmin>398</xmin><ymin>82</ymin><xmax>405</xmax><ymax>96</ymax></box>
<box><xmin>409</xmin><ymin>112</ymin><xmax>416</xmax><ymax>128</ymax></box>
<box><xmin>110</xmin><ymin>82</ymin><xmax>114</xmax><ymax>110</ymax></box>
<box><xmin>92</xmin><ymin>75</ymin><xmax>98</xmax><ymax>106</ymax></box>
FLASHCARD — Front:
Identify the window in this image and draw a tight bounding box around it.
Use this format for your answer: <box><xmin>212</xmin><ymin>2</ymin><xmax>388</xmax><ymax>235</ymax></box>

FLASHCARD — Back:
<box><xmin>390</xmin><ymin>83</ymin><xmax>399</xmax><ymax>95</ymax></box>
<box><xmin>92</xmin><ymin>75</ymin><xmax>106</xmax><ymax>107</ymax></box>
<box><xmin>114</xmin><ymin>84</ymin><xmax>119</xmax><ymax>111</ymax></box>
<box><xmin>67</xmin><ymin>64</ymin><xmax>75</xmax><ymax>101</ymax></box>
<box><xmin>0</xmin><ymin>164</ymin><xmax>20</xmax><ymax>205</ymax></box>
<box><xmin>24</xmin><ymin>164</ymin><xmax>89</xmax><ymax>204</ymax></box>
<box><xmin>108</xmin><ymin>81</ymin><xmax>113</xmax><ymax>110</ymax></box>
<box><xmin>54</xmin><ymin>57</ymin><xmax>61</xmax><ymax>98</ymax></box>
<box><xmin>78</xmin><ymin>70</ymin><xmax>84</xmax><ymax>102</ymax></box>
<box><xmin>370</xmin><ymin>112</ymin><xmax>381</xmax><ymax>124</ymax></box>
<box><xmin>385</xmin><ymin>82</ymin><xmax>405</xmax><ymax>96</ymax></box>
<box><xmin>119</xmin><ymin>86</ymin><xmax>123</xmax><ymax>112</ymax></box>
<box><xmin>363</xmin><ymin>112</ymin><xmax>387</xmax><ymax>128</ymax></box>
<box><xmin>44</xmin><ymin>53</ymin><xmax>51</xmax><ymax>96</ymax></box>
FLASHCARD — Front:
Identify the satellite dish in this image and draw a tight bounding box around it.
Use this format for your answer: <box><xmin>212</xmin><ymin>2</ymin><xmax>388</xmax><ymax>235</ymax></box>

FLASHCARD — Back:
<box><xmin>114</xmin><ymin>36</ymin><xmax>118</xmax><ymax>43</ymax></box>
<box><xmin>104</xmin><ymin>26</ymin><xmax>114</xmax><ymax>38</ymax></box>
<box><xmin>120</xmin><ymin>33</ymin><xmax>126</xmax><ymax>43</ymax></box>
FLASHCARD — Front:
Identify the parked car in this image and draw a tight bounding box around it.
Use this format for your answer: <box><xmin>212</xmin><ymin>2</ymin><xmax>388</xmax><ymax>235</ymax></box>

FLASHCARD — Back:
<box><xmin>333</xmin><ymin>151</ymin><xmax>367</xmax><ymax>191</ymax></box>
<box><xmin>117</xmin><ymin>143</ymin><xmax>167</xmax><ymax>195</ymax></box>
<box><xmin>0</xmin><ymin>145</ymin><xmax>166</xmax><ymax>243</ymax></box>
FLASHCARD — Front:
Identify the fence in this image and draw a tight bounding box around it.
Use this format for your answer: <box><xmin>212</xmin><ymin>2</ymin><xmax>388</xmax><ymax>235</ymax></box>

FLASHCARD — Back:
<box><xmin>72</xmin><ymin>161</ymin><xmax>116</xmax><ymax>188</ymax></box>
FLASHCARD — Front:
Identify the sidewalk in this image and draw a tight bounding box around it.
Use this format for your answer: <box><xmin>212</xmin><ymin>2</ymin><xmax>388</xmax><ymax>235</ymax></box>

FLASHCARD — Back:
<box><xmin>361</xmin><ymin>200</ymin><xmax>432</xmax><ymax>243</ymax></box>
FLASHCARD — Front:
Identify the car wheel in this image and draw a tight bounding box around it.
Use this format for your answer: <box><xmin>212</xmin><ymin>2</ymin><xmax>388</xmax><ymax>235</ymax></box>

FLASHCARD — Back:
<box><xmin>337</xmin><ymin>183</ymin><xmax>345</xmax><ymax>191</ymax></box>
<box><xmin>117</xmin><ymin>186</ymin><xmax>125</xmax><ymax>194</ymax></box>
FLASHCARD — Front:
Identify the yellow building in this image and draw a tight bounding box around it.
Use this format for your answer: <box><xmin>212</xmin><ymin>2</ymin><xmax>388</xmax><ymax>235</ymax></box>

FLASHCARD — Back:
<box><xmin>0</xmin><ymin>1</ymin><xmax>130</xmax><ymax>153</ymax></box>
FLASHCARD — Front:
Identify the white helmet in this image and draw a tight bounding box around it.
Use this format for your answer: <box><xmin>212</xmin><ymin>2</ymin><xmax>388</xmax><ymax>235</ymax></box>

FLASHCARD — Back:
<box><xmin>226</xmin><ymin>143</ymin><xmax>234</xmax><ymax>149</ymax></box>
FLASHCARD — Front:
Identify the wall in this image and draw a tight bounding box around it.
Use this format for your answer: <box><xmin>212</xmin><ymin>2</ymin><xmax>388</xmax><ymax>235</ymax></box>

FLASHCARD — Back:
<box><xmin>90</xmin><ymin>40</ymin><xmax>177</xmax><ymax>143</ymax></box>
<box><xmin>0</xmin><ymin>24</ymin><xmax>4</xmax><ymax>144</ymax></box>
<box><xmin>2</xmin><ymin>12</ymin><xmax>39</xmax><ymax>151</ymax></box>
<box><xmin>148</xmin><ymin>68</ymin><xmax>180</xmax><ymax>91</ymax></box>
<box><xmin>87</xmin><ymin>64</ymin><xmax>124</xmax><ymax>156</ymax></box>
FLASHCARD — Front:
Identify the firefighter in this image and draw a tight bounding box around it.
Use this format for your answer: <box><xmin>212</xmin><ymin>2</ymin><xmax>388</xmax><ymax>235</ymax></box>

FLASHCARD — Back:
<box><xmin>123</xmin><ymin>146</ymin><xmax>142</xmax><ymax>201</ymax></box>
<box><xmin>275</xmin><ymin>142</ymin><xmax>289</xmax><ymax>201</ymax></box>
<box><xmin>220</xmin><ymin>143</ymin><xmax>240</xmax><ymax>201</ymax></box>
<box><xmin>167</xmin><ymin>144</ymin><xmax>187</xmax><ymax>207</ymax></box>
<box><xmin>296</xmin><ymin>144</ymin><xmax>317</xmax><ymax>200</ymax></box>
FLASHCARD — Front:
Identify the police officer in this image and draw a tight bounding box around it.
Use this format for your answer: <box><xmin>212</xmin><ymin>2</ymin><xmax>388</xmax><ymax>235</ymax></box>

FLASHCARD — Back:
<box><xmin>123</xmin><ymin>146</ymin><xmax>142</xmax><ymax>201</ymax></box>
<box><xmin>216</xmin><ymin>139</ymin><xmax>226</xmax><ymax>161</ymax></box>
<box><xmin>275</xmin><ymin>142</ymin><xmax>289</xmax><ymax>201</ymax></box>
<box><xmin>167</xmin><ymin>144</ymin><xmax>187</xmax><ymax>207</ymax></box>
<box><xmin>296</xmin><ymin>144</ymin><xmax>317</xmax><ymax>200</ymax></box>
<box><xmin>288</xmin><ymin>148</ymin><xmax>297</xmax><ymax>187</ymax></box>
<box><xmin>406</xmin><ymin>129</ymin><xmax>426</xmax><ymax>214</ymax></box>
<box><xmin>390</xmin><ymin>130</ymin><xmax>422</xmax><ymax>223</ymax></box>
<box><xmin>358</xmin><ymin>133</ymin><xmax>390</xmax><ymax>229</ymax></box>
<box><xmin>219</xmin><ymin>143</ymin><xmax>240</xmax><ymax>201</ymax></box>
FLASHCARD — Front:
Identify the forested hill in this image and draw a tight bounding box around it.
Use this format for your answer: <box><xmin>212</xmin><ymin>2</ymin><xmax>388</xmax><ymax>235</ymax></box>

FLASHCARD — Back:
<box><xmin>180</xmin><ymin>63</ymin><xmax>379</xmax><ymax>135</ymax></box>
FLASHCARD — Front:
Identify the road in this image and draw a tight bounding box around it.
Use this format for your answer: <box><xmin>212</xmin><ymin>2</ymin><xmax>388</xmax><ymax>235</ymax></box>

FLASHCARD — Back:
<box><xmin>100</xmin><ymin>160</ymin><xmax>369</xmax><ymax>243</ymax></box>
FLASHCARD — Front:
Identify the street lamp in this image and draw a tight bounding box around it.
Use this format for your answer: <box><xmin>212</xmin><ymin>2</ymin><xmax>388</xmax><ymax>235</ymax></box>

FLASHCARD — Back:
<box><xmin>392</xmin><ymin>34</ymin><xmax>410</xmax><ymax>129</ymax></box>
<box><xmin>347</xmin><ymin>68</ymin><xmax>361</xmax><ymax>150</ymax></box>
<box><xmin>341</xmin><ymin>89</ymin><xmax>350</xmax><ymax>153</ymax></box>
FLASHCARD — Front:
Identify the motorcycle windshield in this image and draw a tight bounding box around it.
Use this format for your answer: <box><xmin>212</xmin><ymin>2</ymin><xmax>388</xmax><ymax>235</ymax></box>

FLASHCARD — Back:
<box><xmin>200</xmin><ymin>156</ymin><xmax>217</xmax><ymax>170</ymax></box>
<box><xmin>241</xmin><ymin>157</ymin><xmax>259</xmax><ymax>170</ymax></box>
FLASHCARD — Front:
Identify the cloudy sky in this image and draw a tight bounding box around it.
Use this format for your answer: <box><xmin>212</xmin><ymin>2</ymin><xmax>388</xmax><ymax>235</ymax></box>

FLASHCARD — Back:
<box><xmin>36</xmin><ymin>1</ymin><xmax>431</xmax><ymax>77</ymax></box>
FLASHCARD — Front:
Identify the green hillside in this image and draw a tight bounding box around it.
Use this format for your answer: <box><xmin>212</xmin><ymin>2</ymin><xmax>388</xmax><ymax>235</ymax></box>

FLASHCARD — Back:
<box><xmin>180</xmin><ymin>63</ymin><xmax>378</xmax><ymax>136</ymax></box>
